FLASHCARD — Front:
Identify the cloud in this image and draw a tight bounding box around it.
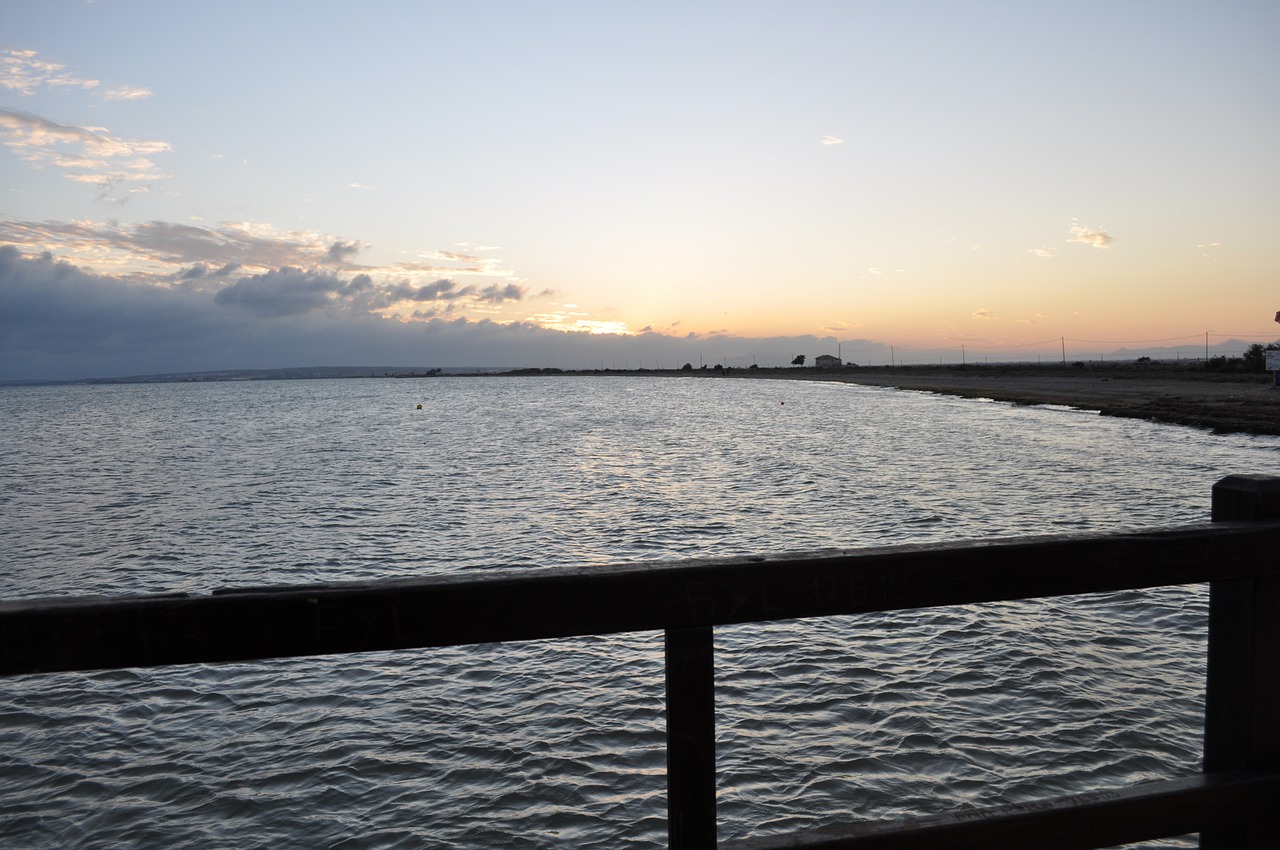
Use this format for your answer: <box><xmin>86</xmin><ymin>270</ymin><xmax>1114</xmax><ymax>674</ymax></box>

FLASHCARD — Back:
<box><xmin>0</xmin><ymin>217</ymin><xmax>533</xmax><ymax>326</ymax></box>
<box><xmin>822</xmin><ymin>135</ymin><xmax>844</xmax><ymax>145</ymax></box>
<box><xmin>177</xmin><ymin>262</ymin><xmax>239</xmax><ymax>281</ymax></box>
<box><xmin>0</xmin><ymin>107</ymin><xmax>170</xmax><ymax>198</ymax></box>
<box><xmin>477</xmin><ymin>283</ymin><xmax>524</xmax><ymax>302</ymax></box>
<box><xmin>554</xmin><ymin>318</ymin><xmax>630</xmax><ymax>335</ymax></box>
<box><xmin>386</xmin><ymin>279</ymin><xmax>465</xmax><ymax>302</ymax></box>
<box><xmin>394</xmin><ymin>248</ymin><xmax>516</xmax><ymax>279</ymax></box>
<box><xmin>423</xmin><ymin>250</ymin><xmax>479</xmax><ymax>262</ymax></box>
<box><xmin>1</xmin><ymin>48</ymin><xmax>152</xmax><ymax>100</ymax></box>
<box><xmin>213</xmin><ymin>267</ymin><xmax>370</xmax><ymax>317</ymax></box>
<box><xmin>0</xmin><ymin>246</ymin><xmax>245</xmax><ymax>376</ymax></box>
<box><xmin>972</xmin><ymin>308</ymin><xmax>998</xmax><ymax>320</ymax></box>
<box><xmin>0</xmin><ymin>218</ymin><xmax>373</xmax><ymax>276</ymax></box>
<box><xmin>1067</xmin><ymin>220</ymin><xmax>1113</xmax><ymax>249</ymax></box>
<box><xmin>376</xmin><ymin>278</ymin><xmax>525</xmax><ymax>308</ymax></box>
<box><xmin>0</xmin><ymin>51</ymin><xmax>162</xmax><ymax>199</ymax></box>
<box><xmin>1</xmin><ymin>246</ymin><xmax>889</xmax><ymax>381</ymax></box>
<box><xmin>326</xmin><ymin>240</ymin><xmax>363</xmax><ymax>264</ymax></box>
<box><xmin>103</xmin><ymin>85</ymin><xmax>153</xmax><ymax>101</ymax></box>
<box><xmin>1028</xmin><ymin>247</ymin><xmax>1055</xmax><ymax>258</ymax></box>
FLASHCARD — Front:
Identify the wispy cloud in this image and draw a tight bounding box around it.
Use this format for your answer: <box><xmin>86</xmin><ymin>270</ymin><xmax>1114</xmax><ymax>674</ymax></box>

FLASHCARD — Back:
<box><xmin>524</xmin><ymin>305</ymin><xmax>630</xmax><ymax>335</ymax></box>
<box><xmin>972</xmin><ymin>307</ymin><xmax>998</xmax><ymax>320</ymax></box>
<box><xmin>0</xmin><ymin>50</ymin><xmax>162</xmax><ymax>199</ymax></box>
<box><xmin>0</xmin><ymin>218</ymin><xmax>369</xmax><ymax>274</ymax></box>
<box><xmin>1027</xmin><ymin>247</ymin><xmax>1054</xmax><ymax>258</ymax></box>
<box><xmin>103</xmin><ymin>85</ymin><xmax>153</xmax><ymax>101</ymax></box>
<box><xmin>1</xmin><ymin>48</ymin><xmax>152</xmax><ymax>100</ymax></box>
<box><xmin>1067</xmin><ymin>219</ymin><xmax>1113</xmax><ymax>249</ymax></box>
<box><xmin>0</xmin><ymin>107</ymin><xmax>171</xmax><ymax>198</ymax></box>
<box><xmin>393</xmin><ymin>248</ymin><xmax>516</xmax><ymax>280</ymax></box>
<box><xmin>821</xmin><ymin>135</ymin><xmax>844</xmax><ymax>145</ymax></box>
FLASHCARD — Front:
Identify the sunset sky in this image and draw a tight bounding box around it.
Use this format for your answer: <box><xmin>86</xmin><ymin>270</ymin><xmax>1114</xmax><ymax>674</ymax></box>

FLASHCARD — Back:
<box><xmin>3</xmin><ymin>1</ymin><xmax>1278</xmax><ymax>380</ymax></box>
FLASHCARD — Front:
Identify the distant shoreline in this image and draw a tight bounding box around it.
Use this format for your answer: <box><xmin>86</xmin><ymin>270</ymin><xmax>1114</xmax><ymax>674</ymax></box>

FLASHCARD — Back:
<box><xmin>9</xmin><ymin>363</ymin><xmax>1278</xmax><ymax>437</ymax></box>
<box><xmin>731</xmin><ymin>364</ymin><xmax>1280</xmax><ymax>437</ymax></box>
<box><xmin>427</xmin><ymin>362</ymin><xmax>1280</xmax><ymax>437</ymax></box>
<box><xmin>500</xmin><ymin>363</ymin><xmax>1280</xmax><ymax>437</ymax></box>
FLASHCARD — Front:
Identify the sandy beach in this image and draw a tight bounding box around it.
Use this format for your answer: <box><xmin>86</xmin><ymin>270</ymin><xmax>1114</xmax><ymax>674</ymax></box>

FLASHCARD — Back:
<box><xmin>740</xmin><ymin>365</ymin><xmax>1280</xmax><ymax>437</ymax></box>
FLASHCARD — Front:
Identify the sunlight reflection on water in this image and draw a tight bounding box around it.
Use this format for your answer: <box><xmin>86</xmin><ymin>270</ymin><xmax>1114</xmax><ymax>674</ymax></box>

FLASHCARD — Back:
<box><xmin>3</xmin><ymin>376</ymin><xmax>1278</xmax><ymax>847</ymax></box>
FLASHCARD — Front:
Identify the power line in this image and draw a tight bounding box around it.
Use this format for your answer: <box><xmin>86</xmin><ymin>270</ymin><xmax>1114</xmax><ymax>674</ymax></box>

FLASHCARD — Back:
<box><xmin>841</xmin><ymin>332</ymin><xmax>1276</xmax><ymax>354</ymax></box>
<box><xmin>1065</xmin><ymin>334</ymin><xmax>1204</xmax><ymax>344</ymax></box>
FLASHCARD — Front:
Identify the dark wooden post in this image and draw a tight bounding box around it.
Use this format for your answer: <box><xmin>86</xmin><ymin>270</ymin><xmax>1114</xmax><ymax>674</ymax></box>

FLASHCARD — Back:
<box><xmin>1203</xmin><ymin>474</ymin><xmax>1280</xmax><ymax>848</ymax></box>
<box><xmin>665</xmin><ymin>625</ymin><xmax>716</xmax><ymax>849</ymax></box>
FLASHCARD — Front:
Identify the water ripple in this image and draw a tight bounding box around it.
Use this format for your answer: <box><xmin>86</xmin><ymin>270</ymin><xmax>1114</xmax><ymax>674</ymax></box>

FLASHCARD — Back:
<box><xmin>3</xmin><ymin>377</ymin><xmax>1275</xmax><ymax>848</ymax></box>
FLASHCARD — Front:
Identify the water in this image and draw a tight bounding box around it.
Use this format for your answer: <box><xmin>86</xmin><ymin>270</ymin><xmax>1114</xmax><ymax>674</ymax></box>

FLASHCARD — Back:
<box><xmin>2</xmin><ymin>376</ymin><xmax>1278</xmax><ymax>847</ymax></box>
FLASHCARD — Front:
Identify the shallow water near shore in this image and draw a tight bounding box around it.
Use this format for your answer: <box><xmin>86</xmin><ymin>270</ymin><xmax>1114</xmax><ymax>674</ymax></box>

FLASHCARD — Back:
<box><xmin>3</xmin><ymin>376</ymin><xmax>1279</xmax><ymax>847</ymax></box>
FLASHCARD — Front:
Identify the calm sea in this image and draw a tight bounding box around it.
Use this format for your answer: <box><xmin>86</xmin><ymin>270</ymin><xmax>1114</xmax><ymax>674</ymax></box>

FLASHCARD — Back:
<box><xmin>3</xmin><ymin>376</ymin><xmax>1278</xmax><ymax>848</ymax></box>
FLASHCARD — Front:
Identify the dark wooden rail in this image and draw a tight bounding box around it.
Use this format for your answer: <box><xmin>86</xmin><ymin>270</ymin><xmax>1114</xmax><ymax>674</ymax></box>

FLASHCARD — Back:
<box><xmin>3</xmin><ymin>473</ymin><xmax>1279</xmax><ymax>848</ymax></box>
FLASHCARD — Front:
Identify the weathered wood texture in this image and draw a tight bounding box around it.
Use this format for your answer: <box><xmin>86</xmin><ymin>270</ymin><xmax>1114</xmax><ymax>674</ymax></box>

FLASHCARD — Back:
<box><xmin>1202</xmin><ymin>474</ymin><xmax>1280</xmax><ymax>849</ymax></box>
<box><xmin>725</xmin><ymin>772</ymin><xmax>1280</xmax><ymax>850</ymax></box>
<box><xmin>2</xmin><ymin>522</ymin><xmax>1278</xmax><ymax>676</ymax></box>
<box><xmin>666</xmin><ymin>626</ymin><xmax>716</xmax><ymax>850</ymax></box>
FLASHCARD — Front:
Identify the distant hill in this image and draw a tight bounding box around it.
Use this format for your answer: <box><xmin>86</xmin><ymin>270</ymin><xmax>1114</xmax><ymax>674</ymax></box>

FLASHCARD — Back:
<box><xmin>0</xmin><ymin>366</ymin><xmax>516</xmax><ymax>386</ymax></box>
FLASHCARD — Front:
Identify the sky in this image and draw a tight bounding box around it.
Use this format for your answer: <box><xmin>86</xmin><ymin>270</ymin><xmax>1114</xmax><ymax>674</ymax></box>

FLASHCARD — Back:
<box><xmin>2</xmin><ymin>0</ymin><xmax>1279</xmax><ymax>381</ymax></box>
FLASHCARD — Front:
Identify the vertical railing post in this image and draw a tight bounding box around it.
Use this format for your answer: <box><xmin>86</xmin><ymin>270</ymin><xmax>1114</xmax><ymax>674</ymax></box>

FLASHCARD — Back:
<box><xmin>1203</xmin><ymin>474</ymin><xmax>1280</xmax><ymax>848</ymax></box>
<box><xmin>665</xmin><ymin>625</ymin><xmax>716</xmax><ymax>849</ymax></box>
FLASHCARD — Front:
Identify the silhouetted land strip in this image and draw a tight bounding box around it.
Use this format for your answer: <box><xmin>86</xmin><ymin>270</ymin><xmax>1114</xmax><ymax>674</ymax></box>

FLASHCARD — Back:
<box><xmin>31</xmin><ymin>361</ymin><xmax>1278</xmax><ymax>437</ymax></box>
<box><xmin>486</xmin><ymin>362</ymin><xmax>1280</xmax><ymax>436</ymax></box>
<box><xmin>745</xmin><ymin>364</ymin><xmax>1280</xmax><ymax>437</ymax></box>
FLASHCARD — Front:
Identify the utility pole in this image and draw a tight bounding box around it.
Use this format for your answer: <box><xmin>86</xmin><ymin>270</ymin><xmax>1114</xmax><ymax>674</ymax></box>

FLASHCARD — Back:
<box><xmin>1061</xmin><ymin>337</ymin><xmax>1066</xmax><ymax>366</ymax></box>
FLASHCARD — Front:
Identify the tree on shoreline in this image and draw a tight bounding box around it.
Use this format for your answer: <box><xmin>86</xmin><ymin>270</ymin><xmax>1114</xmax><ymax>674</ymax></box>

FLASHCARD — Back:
<box><xmin>791</xmin><ymin>354</ymin><xmax>805</xmax><ymax>366</ymax></box>
<box><xmin>1242</xmin><ymin>343</ymin><xmax>1274</xmax><ymax>373</ymax></box>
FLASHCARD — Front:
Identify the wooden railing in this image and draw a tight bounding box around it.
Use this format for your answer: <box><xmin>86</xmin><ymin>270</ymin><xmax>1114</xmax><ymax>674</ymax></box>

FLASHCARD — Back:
<box><xmin>3</xmin><ymin>474</ymin><xmax>1279</xmax><ymax>848</ymax></box>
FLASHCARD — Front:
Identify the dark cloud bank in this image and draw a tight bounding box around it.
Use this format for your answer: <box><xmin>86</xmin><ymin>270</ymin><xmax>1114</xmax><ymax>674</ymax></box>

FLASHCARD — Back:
<box><xmin>0</xmin><ymin>248</ymin><xmax>850</xmax><ymax>382</ymax></box>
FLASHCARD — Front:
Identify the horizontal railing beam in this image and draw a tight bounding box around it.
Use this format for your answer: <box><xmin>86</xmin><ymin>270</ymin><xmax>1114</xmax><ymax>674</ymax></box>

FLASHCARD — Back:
<box><xmin>3</xmin><ymin>521</ymin><xmax>1278</xmax><ymax>676</ymax></box>
<box><xmin>723</xmin><ymin>771</ymin><xmax>1280</xmax><ymax>850</ymax></box>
